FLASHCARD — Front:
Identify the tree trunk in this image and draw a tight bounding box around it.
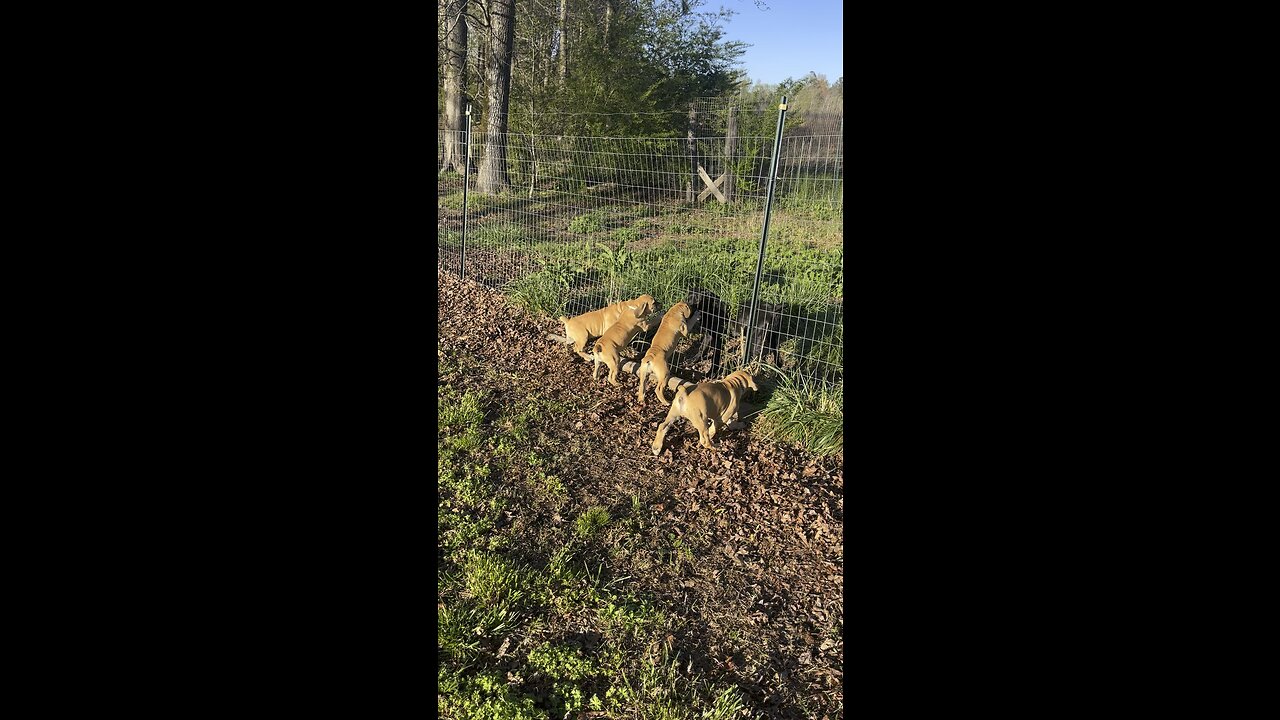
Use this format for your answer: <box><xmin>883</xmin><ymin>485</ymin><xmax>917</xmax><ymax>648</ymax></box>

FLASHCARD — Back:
<box><xmin>556</xmin><ymin>0</ymin><xmax>569</xmax><ymax>85</ymax></box>
<box><xmin>476</xmin><ymin>0</ymin><xmax>515</xmax><ymax>194</ymax></box>
<box><xmin>441</xmin><ymin>0</ymin><xmax>469</xmax><ymax>173</ymax></box>
<box><xmin>603</xmin><ymin>0</ymin><xmax>613</xmax><ymax>52</ymax></box>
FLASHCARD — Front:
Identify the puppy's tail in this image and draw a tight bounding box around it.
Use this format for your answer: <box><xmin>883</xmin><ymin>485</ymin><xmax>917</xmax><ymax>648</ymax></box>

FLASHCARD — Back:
<box><xmin>590</xmin><ymin>340</ymin><xmax>604</xmax><ymax>379</ymax></box>
<box><xmin>558</xmin><ymin>316</ymin><xmax>569</xmax><ymax>325</ymax></box>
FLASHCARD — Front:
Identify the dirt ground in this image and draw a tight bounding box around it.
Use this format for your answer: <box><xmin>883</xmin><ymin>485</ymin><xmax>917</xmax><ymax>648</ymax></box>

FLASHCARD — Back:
<box><xmin>437</xmin><ymin>267</ymin><xmax>844</xmax><ymax>718</ymax></box>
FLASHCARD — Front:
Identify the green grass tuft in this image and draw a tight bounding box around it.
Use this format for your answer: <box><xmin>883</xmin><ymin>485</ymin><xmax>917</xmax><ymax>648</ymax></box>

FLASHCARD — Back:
<box><xmin>439</xmin><ymin>389</ymin><xmax>486</xmax><ymax>433</ymax></box>
<box><xmin>575</xmin><ymin>505</ymin><xmax>611</xmax><ymax>537</ymax></box>
<box><xmin>752</xmin><ymin>366</ymin><xmax>843</xmax><ymax>456</ymax></box>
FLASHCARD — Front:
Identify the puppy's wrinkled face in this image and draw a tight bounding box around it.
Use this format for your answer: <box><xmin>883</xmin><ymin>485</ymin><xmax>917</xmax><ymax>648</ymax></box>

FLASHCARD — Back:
<box><xmin>670</xmin><ymin>302</ymin><xmax>692</xmax><ymax>319</ymax></box>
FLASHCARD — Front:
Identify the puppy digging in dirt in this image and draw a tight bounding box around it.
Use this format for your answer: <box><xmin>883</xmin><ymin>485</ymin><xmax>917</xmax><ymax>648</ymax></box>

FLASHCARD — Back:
<box><xmin>559</xmin><ymin>294</ymin><xmax>655</xmax><ymax>362</ymax></box>
<box><xmin>651</xmin><ymin>369</ymin><xmax>758</xmax><ymax>455</ymax></box>
<box><xmin>592</xmin><ymin>307</ymin><xmax>653</xmax><ymax>387</ymax></box>
<box><xmin>636</xmin><ymin>301</ymin><xmax>692</xmax><ymax>406</ymax></box>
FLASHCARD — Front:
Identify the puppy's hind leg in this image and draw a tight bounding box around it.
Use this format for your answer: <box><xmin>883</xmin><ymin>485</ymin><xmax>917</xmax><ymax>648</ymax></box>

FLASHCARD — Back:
<box><xmin>653</xmin><ymin>362</ymin><xmax>672</xmax><ymax>406</ymax></box>
<box><xmin>636</xmin><ymin>362</ymin><xmax>649</xmax><ymax>404</ymax></box>
<box><xmin>690</xmin><ymin>411</ymin><xmax>715</xmax><ymax>449</ymax></box>
<box><xmin>570</xmin><ymin>328</ymin><xmax>593</xmax><ymax>362</ymax></box>
<box><xmin>607</xmin><ymin>353</ymin><xmax>623</xmax><ymax>387</ymax></box>
<box><xmin>721</xmin><ymin>395</ymin><xmax>741</xmax><ymax>428</ymax></box>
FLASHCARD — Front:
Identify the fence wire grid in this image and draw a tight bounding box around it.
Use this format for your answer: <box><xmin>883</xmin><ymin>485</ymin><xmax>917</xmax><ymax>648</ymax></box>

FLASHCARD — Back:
<box><xmin>438</xmin><ymin>103</ymin><xmax>842</xmax><ymax>389</ymax></box>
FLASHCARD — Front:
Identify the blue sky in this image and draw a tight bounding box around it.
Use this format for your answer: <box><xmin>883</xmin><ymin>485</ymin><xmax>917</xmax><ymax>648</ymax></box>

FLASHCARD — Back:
<box><xmin>718</xmin><ymin>0</ymin><xmax>843</xmax><ymax>86</ymax></box>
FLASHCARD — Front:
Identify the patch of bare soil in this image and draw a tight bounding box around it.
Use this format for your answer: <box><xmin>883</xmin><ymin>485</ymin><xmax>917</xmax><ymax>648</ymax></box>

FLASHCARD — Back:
<box><xmin>437</xmin><ymin>269</ymin><xmax>844</xmax><ymax>719</ymax></box>
<box><xmin>436</xmin><ymin>251</ymin><xmax>535</xmax><ymax>290</ymax></box>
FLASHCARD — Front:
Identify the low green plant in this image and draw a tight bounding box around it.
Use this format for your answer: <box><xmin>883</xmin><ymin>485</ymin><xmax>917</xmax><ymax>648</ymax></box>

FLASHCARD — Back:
<box><xmin>611</xmin><ymin>226</ymin><xmax>642</xmax><ymax>244</ymax></box>
<box><xmin>501</xmin><ymin>398</ymin><xmax>547</xmax><ymax>442</ymax></box>
<box><xmin>568</xmin><ymin>212</ymin><xmax>603</xmax><ymax>234</ymax></box>
<box><xmin>531</xmin><ymin>471</ymin><xmax>567</xmax><ymax>504</ymax></box>
<box><xmin>438</xmin><ymin>509</ymin><xmax>496</xmax><ymax>550</ymax></box>
<box><xmin>666</xmin><ymin>221</ymin><xmax>700</xmax><ymax>235</ymax></box>
<box><xmin>438</xmin><ymin>464</ymin><xmax>490</xmax><ymax>507</ymax></box>
<box><xmin>596</xmin><ymin>239</ymin><xmax>631</xmax><ymax>288</ymax></box>
<box><xmin>527</xmin><ymin>643</ymin><xmax>601</xmax><ymax>681</ymax></box>
<box><xmin>598</xmin><ymin>598</ymin><xmax>662</xmax><ymax>642</ymax></box>
<box><xmin>437</xmin><ymin>669</ymin><xmax>546</xmax><ymax>720</ymax></box>
<box><xmin>544</xmin><ymin>258</ymin><xmax>581</xmax><ymax>290</ymax></box>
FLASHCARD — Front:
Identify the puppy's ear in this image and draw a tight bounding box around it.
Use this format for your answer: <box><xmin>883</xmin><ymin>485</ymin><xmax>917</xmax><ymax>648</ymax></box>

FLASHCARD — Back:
<box><xmin>678</xmin><ymin>321</ymin><xmax>688</xmax><ymax>335</ymax></box>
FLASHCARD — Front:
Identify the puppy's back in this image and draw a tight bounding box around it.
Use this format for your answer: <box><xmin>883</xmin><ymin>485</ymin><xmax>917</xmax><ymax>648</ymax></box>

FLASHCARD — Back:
<box><xmin>597</xmin><ymin>313</ymin><xmax>642</xmax><ymax>348</ymax></box>
<box><xmin>565</xmin><ymin>302</ymin><xmax>624</xmax><ymax>336</ymax></box>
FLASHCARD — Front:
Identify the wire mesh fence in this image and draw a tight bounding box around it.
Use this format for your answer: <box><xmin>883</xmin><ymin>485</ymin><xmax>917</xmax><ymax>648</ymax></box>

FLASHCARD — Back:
<box><xmin>437</xmin><ymin>102</ymin><xmax>842</xmax><ymax>389</ymax></box>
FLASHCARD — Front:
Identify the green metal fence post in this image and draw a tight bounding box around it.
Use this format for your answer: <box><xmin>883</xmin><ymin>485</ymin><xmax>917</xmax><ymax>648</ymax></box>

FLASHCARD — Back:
<box><xmin>744</xmin><ymin>96</ymin><xmax>788</xmax><ymax>365</ymax></box>
<box><xmin>460</xmin><ymin>103</ymin><xmax>471</xmax><ymax>281</ymax></box>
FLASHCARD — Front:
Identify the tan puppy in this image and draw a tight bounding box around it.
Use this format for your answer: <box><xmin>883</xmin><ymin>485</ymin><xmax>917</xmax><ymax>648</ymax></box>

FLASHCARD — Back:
<box><xmin>636</xmin><ymin>302</ymin><xmax>692</xmax><ymax>406</ymax></box>
<box><xmin>559</xmin><ymin>295</ymin><xmax>655</xmax><ymax>362</ymax></box>
<box><xmin>592</xmin><ymin>309</ymin><xmax>653</xmax><ymax>387</ymax></box>
<box><xmin>651</xmin><ymin>370</ymin><xmax>758</xmax><ymax>455</ymax></box>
